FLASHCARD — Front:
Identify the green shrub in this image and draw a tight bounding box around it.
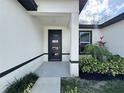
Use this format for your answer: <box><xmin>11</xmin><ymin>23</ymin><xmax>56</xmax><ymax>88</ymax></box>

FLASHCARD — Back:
<box><xmin>62</xmin><ymin>78</ymin><xmax>81</xmax><ymax>93</ymax></box>
<box><xmin>84</xmin><ymin>44</ymin><xmax>112</xmax><ymax>62</ymax></box>
<box><xmin>4</xmin><ymin>73</ymin><xmax>38</xmax><ymax>93</ymax></box>
<box><xmin>80</xmin><ymin>55</ymin><xmax>124</xmax><ymax>76</ymax></box>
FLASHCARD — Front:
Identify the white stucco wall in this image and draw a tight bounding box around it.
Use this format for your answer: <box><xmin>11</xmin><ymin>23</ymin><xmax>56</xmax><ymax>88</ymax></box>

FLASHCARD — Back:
<box><xmin>70</xmin><ymin>63</ymin><xmax>79</xmax><ymax>77</ymax></box>
<box><xmin>70</xmin><ymin>13</ymin><xmax>79</xmax><ymax>61</ymax></box>
<box><xmin>0</xmin><ymin>57</ymin><xmax>42</xmax><ymax>93</ymax></box>
<box><xmin>43</xmin><ymin>26</ymin><xmax>70</xmax><ymax>61</ymax></box>
<box><xmin>101</xmin><ymin>20</ymin><xmax>124</xmax><ymax>57</ymax></box>
<box><xmin>36</xmin><ymin>0</ymin><xmax>79</xmax><ymax>13</ymax></box>
<box><xmin>0</xmin><ymin>0</ymin><xmax>43</xmax><ymax>92</ymax></box>
<box><xmin>0</xmin><ymin>0</ymin><xmax>79</xmax><ymax>86</ymax></box>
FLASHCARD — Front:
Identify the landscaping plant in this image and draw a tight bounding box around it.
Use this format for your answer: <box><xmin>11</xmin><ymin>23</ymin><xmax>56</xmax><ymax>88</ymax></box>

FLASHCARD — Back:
<box><xmin>84</xmin><ymin>44</ymin><xmax>111</xmax><ymax>62</ymax></box>
<box><xmin>4</xmin><ymin>73</ymin><xmax>38</xmax><ymax>93</ymax></box>
<box><xmin>80</xmin><ymin>55</ymin><xmax>124</xmax><ymax>76</ymax></box>
<box><xmin>62</xmin><ymin>78</ymin><xmax>81</xmax><ymax>93</ymax></box>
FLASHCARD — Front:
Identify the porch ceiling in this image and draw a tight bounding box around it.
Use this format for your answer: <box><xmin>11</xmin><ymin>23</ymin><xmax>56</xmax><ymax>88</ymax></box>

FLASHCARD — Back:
<box><xmin>32</xmin><ymin>13</ymin><xmax>70</xmax><ymax>26</ymax></box>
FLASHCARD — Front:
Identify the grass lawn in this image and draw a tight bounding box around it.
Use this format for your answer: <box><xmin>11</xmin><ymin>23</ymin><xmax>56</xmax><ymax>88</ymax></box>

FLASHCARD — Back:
<box><xmin>61</xmin><ymin>77</ymin><xmax>124</xmax><ymax>93</ymax></box>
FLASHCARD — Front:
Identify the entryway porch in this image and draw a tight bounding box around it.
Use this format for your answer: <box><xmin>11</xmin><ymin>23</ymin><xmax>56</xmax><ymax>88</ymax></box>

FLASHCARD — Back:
<box><xmin>31</xmin><ymin>61</ymin><xmax>70</xmax><ymax>93</ymax></box>
<box><xmin>35</xmin><ymin>61</ymin><xmax>70</xmax><ymax>77</ymax></box>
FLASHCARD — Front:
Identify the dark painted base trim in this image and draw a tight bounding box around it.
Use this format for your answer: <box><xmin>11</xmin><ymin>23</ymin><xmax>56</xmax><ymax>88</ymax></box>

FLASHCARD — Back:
<box><xmin>43</xmin><ymin>53</ymin><xmax>48</xmax><ymax>55</ymax></box>
<box><xmin>69</xmin><ymin>60</ymin><xmax>79</xmax><ymax>63</ymax></box>
<box><xmin>43</xmin><ymin>53</ymin><xmax>70</xmax><ymax>55</ymax></box>
<box><xmin>0</xmin><ymin>53</ymin><xmax>71</xmax><ymax>78</ymax></box>
<box><xmin>62</xmin><ymin>53</ymin><xmax>70</xmax><ymax>55</ymax></box>
<box><xmin>0</xmin><ymin>53</ymin><xmax>46</xmax><ymax>78</ymax></box>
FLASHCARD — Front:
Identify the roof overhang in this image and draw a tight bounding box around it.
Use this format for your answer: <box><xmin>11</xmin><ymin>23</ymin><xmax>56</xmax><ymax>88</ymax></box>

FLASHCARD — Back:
<box><xmin>79</xmin><ymin>0</ymin><xmax>88</xmax><ymax>13</ymax></box>
<box><xmin>79</xmin><ymin>12</ymin><xmax>124</xmax><ymax>29</ymax></box>
<box><xmin>17</xmin><ymin>0</ymin><xmax>38</xmax><ymax>11</ymax></box>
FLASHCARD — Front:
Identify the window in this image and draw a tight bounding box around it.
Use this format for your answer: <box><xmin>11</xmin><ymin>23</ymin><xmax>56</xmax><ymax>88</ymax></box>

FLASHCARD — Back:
<box><xmin>79</xmin><ymin>31</ymin><xmax>92</xmax><ymax>54</ymax></box>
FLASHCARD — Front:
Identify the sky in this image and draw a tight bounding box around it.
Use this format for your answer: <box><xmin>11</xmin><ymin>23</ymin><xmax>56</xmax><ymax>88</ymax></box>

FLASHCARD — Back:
<box><xmin>79</xmin><ymin>0</ymin><xmax>124</xmax><ymax>24</ymax></box>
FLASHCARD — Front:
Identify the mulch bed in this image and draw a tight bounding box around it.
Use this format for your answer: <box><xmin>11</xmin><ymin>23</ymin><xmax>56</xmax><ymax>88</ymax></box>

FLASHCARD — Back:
<box><xmin>79</xmin><ymin>71</ymin><xmax>124</xmax><ymax>81</ymax></box>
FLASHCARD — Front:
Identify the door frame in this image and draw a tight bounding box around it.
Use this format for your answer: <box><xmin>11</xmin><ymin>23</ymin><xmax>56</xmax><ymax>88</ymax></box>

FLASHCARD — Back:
<box><xmin>48</xmin><ymin>29</ymin><xmax>62</xmax><ymax>61</ymax></box>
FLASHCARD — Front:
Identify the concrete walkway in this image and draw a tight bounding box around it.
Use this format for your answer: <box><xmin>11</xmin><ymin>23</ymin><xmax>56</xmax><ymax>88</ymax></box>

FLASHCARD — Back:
<box><xmin>35</xmin><ymin>62</ymin><xmax>70</xmax><ymax>77</ymax></box>
<box><xmin>31</xmin><ymin>77</ymin><xmax>60</xmax><ymax>93</ymax></box>
<box><xmin>31</xmin><ymin>62</ymin><xmax>70</xmax><ymax>93</ymax></box>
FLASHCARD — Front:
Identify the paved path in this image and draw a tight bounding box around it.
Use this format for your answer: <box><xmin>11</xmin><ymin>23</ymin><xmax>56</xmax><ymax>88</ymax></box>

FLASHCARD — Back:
<box><xmin>31</xmin><ymin>77</ymin><xmax>60</xmax><ymax>93</ymax></box>
<box><xmin>31</xmin><ymin>62</ymin><xmax>70</xmax><ymax>93</ymax></box>
<box><xmin>35</xmin><ymin>62</ymin><xmax>70</xmax><ymax>77</ymax></box>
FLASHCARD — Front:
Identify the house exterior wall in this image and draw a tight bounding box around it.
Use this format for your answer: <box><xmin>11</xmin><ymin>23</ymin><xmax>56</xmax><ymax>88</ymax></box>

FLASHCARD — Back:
<box><xmin>36</xmin><ymin>0</ymin><xmax>79</xmax><ymax>13</ymax></box>
<box><xmin>0</xmin><ymin>0</ymin><xmax>44</xmax><ymax>92</ymax></box>
<box><xmin>0</xmin><ymin>1</ymin><xmax>80</xmax><ymax>90</ymax></box>
<box><xmin>70</xmin><ymin>13</ymin><xmax>79</xmax><ymax>61</ymax></box>
<box><xmin>101</xmin><ymin>20</ymin><xmax>124</xmax><ymax>57</ymax></box>
<box><xmin>69</xmin><ymin>13</ymin><xmax>79</xmax><ymax>76</ymax></box>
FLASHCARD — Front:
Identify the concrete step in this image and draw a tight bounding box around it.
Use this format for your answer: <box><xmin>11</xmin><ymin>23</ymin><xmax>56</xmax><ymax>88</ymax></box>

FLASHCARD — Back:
<box><xmin>31</xmin><ymin>77</ymin><xmax>60</xmax><ymax>93</ymax></box>
<box><xmin>35</xmin><ymin>62</ymin><xmax>70</xmax><ymax>77</ymax></box>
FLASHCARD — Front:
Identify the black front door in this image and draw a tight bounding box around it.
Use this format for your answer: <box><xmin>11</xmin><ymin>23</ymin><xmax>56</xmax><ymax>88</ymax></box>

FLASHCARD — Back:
<box><xmin>48</xmin><ymin>30</ymin><xmax>62</xmax><ymax>61</ymax></box>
